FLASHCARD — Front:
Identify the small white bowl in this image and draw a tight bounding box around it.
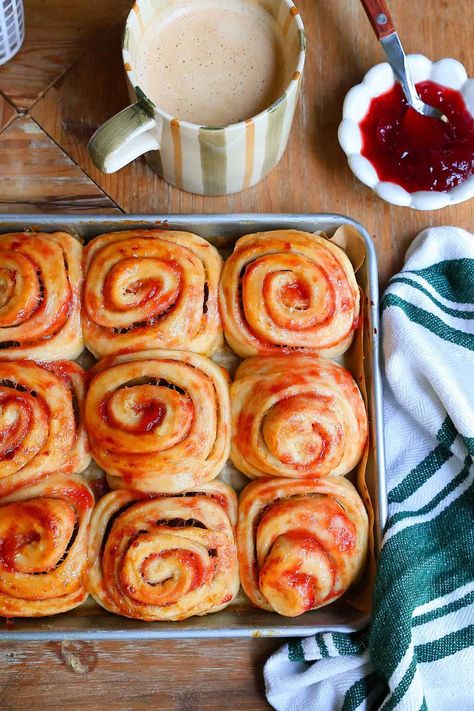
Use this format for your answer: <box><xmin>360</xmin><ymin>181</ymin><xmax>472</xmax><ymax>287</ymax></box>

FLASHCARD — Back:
<box><xmin>338</xmin><ymin>54</ymin><xmax>474</xmax><ymax>210</ymax></box>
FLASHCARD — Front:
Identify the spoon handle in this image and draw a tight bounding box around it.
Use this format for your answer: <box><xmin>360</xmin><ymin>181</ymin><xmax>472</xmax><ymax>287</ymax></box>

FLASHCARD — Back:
<box><xmin>360</xmin><ymin>0</ymin><xmax>395</xmax><ymax>39</ymax></box>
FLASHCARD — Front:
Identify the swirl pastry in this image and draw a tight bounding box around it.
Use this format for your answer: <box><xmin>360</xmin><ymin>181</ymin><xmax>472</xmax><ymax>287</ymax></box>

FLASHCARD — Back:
<box><xmin>87</xmin><ymin>482</ymin><xmax>239</xmax><ymax>621</ymax></box>
<box><xmin>0</xmin><ymin>360</ymin><xmax>90</xmax><ymax>496</ymax></box>
<box><xmin>231</xmin><ymin>355</ymin><xmax>367</xmax><ymax>480</ymax></box>
<box><xmin>0</xmin><ymin>474</ymin><xmax>93</xmax><ymax>617</ymax></box>
<box><xmin>219</xmin><ymin>230</ymin><xmax>360</xmax><ymax>358</ymax></box>
<box><xmin>83</xmin><ymin>229</ymin><xmax>223</xmax><ymax>357</ymax></box>
<box><xmin>85</xmin><ymin>350</ymin><xmax>231</xmax><ymax>493</ymax></box>
<box><xmin>237</xmin><ymin>477</ymin><xmax>368</xmax><ymax>617</ymax></box>
<box><xmin>0</xmin><ymin>231</ymin><xmax>83</xmax><ymax>360</ymax></box>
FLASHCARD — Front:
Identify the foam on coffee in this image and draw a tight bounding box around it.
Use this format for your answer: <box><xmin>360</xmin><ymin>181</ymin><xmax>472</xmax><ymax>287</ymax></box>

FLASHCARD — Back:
<box><xmin>136</xmin><ymin>0</ymin><xmax>293</xmax><ymax>126</ymax></box>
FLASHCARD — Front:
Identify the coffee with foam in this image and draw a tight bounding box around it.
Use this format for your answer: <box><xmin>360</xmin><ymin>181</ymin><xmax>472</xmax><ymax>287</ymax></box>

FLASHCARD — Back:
<box><xmin>136</xmin><ymin>0</ymin><xmax>292</xmax><ymax>126</ymax></box>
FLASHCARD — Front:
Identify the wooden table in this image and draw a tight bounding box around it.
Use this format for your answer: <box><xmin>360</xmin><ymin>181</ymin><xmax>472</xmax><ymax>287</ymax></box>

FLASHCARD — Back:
<box><xmin>0</xmin><ymin>0</ymin><xmax>472</xmax><ymax>708</ymax></box>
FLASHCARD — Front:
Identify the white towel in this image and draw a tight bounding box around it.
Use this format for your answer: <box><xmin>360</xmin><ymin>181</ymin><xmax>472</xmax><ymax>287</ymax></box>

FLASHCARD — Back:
<box><xmin>265</xmin><ymin>226</ymin><xmax>474</xmax><ymax>711</ymax></box>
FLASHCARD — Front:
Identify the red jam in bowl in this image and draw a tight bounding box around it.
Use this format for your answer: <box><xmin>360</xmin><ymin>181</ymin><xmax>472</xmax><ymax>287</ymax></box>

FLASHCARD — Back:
<box><xmin>359</xmin><ymin>80</ymin><xmax>474</xmax><ymax>193</ymax></box>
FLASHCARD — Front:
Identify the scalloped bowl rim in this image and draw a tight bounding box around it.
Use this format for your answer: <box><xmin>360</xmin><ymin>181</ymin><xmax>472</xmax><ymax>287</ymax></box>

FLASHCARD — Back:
<box><xmin>338</xmin><ymin>54</ymin><xmax>474</xmax><ymax>210</ymax></box>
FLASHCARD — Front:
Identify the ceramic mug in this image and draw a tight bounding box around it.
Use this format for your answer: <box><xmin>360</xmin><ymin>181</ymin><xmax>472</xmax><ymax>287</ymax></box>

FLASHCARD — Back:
<box><xmin>88</xmin><ymin>0</ymin><xmax>306</xmax><ymax>196</ymax></box>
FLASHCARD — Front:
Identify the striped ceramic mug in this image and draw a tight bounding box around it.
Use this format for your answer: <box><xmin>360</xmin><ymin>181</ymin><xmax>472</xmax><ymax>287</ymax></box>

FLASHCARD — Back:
<box><xmin>87</xmin><ymin>0</ymin><xmax>306</xmax><ymax>196</ymax></box>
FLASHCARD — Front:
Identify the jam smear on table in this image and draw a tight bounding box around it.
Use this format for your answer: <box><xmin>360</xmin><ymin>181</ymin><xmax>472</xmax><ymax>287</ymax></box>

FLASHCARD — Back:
<box><xmin>359</xmin><ymin>80</ymin><xmax>474</xmax><ymax>192</ymax></box>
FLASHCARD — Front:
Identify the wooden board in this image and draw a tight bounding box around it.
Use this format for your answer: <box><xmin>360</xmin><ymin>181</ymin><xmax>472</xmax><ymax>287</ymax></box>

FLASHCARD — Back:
<box><xmin>0</xmin><ymin>0</ymin><xmax>131</xmax><ymax>110</ymax></box>
<box><xmin>0</xmin><ymin>0</ymin><xmax>473</xmax><ymax>709</ymax></box>
<box><xmin>0</xmin><ymin>638</ymin><xmax>279</xmax><ymax>710</ymax></box>
<box><xmin>0</xmin><ymin>117</ymin><xmax>120</xmax><ymax>213</ymax></box>
<box><xmin>0</xmin><ymin>95</ymin><xmax>16</xmax><ymax>132</ymax></box>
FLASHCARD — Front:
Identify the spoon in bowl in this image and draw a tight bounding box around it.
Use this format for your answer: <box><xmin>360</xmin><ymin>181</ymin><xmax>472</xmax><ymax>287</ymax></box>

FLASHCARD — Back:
<box><xmin>360</xmin><ymin>0</ymin><xmax>447</xmax><ymax>122</ymax></box>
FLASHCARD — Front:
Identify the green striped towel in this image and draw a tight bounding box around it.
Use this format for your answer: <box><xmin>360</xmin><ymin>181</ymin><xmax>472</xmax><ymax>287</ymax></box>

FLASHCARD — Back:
<box><xmin>265</xmin><ymin>226</ymin><xmax>474</xmax><ymax>711</ymax></box>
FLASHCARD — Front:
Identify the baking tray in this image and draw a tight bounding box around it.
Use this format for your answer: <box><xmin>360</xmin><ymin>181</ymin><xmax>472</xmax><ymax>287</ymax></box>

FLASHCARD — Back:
<box><xmin>0</xmin><ymin>213</ymin><xmax>387</xmax><ymax>640</ymax></box>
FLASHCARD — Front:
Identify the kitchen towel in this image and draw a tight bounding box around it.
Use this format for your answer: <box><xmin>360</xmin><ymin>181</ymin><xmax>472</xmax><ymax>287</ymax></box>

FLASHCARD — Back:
<box><xmin>264</xmin><ymin>226</ymin><xmax>474</xmax><ymax>711</ymax></box>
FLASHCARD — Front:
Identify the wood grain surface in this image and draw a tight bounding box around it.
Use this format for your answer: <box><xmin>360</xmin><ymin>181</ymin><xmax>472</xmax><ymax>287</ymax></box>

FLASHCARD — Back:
<box><xmin>0</xmin><ymin>638</ymin><xmax>281</xmax><ymax>710</ymax></box>
<box><xmin>0</xmin><ymin>0</ymin><xmax>131</xmax><ymax>110</ymax></box>
<box><xmin>0</xmin><ymin>95</ymin><xmax>15</xmax><ymax>133</ymax></box>
<box><xmin>0</xmin><ymin>116</ymin><xmax>119</xmax><ymax>213</ymax></box>
<box><xmin>0</xmin><ymin>0</ymin><xmax>473</xmax><ymax>709</ymax></box>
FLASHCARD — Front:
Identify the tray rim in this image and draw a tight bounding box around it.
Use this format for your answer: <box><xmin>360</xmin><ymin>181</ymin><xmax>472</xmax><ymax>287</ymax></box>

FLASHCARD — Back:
<box><xmin>0</xmin><ymin>211</ymin><xmax>387</xmax><ymax>640</ymax></box>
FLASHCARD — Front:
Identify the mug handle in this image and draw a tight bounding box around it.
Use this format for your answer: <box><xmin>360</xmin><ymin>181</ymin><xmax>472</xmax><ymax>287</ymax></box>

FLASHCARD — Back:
<box><xmin>88</xmin><ymin>100</ymin><xmax>160</xmax><ymax>173</ymax></box>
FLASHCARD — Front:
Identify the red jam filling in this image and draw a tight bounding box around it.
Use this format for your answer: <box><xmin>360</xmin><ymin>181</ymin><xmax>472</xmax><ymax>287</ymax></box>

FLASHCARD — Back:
<box><xmin>359</xmin><ymin>80</ymin><xmax>474</xmax><ymax>192</ymax></box>
<box><xmin>132</xmin><ymin>400</ymin><xmax>166</xmax><ymax>433</ymax></box>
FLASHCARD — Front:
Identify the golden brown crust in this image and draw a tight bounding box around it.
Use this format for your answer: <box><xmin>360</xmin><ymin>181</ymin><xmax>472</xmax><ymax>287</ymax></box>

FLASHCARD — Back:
<box><xmin>83</xmin><ymin>230</ymin><xmax>223</xmax><ymax>358</ymax></box>
<box><xmin>84</xmin><ymin>349</ymin><xmax>231</xmax><ymax>493</ymax></box>
<box><xmin>0</xmin><ymin>232</ymin><xmax>83</xmax><ymax>361</ymax></box>
<box><xmin>0</xmin><ymin>474</ymin><xmax>94</xmax><ymax>617</ymax></box>
<box><xmin>237</xmin><ymin>477</ymin><xmax>368</xmax><ymax>617</ymax></box>
<box><xmin>87</xmin><ymin>484</ymin><xmax>239</xmax><ymax>621</ymax></box>
<box><xmin>219</xmin><ymin>230</ymin><xmax>360</xmax><ymax>358</ymax></box>
<box><xmin>231</xmin><ymin>354</ymin><xmax>368</xmax><ymax>480</ymax></box>
<box><xmin>0</xmin><ymin>360</ymin><xmax>91</xmax><ymax>496</ymax></box>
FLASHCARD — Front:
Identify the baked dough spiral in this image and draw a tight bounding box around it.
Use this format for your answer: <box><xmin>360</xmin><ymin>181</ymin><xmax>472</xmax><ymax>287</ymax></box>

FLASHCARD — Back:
<box><xmin>0</xmin><ymin>474</ymin><xmax>93</xmax><ymax>617</ymax></box>
<box><xmin>0</xmin><ymin>231</ymin><xmax>83</xmax><ymax>360</ymax></box>
<box><xmin>237</xmin><ymin>477</ymin><xmax>368</xmax><ymax>617</ymax></box>
<box><xmin>87</xmin><ymin>482</ymin><xmax>239</xmax><ymax>621</ymax></box>
<box><xmin>85</xmin><ymin>350</ymin><xmax>231</xmax><ymax>493</ymax></box>
<box><xmin>83</xmin><ymin>230</ymin><xmax>223</xmax><ymax>357</ymax></box>
<box><xmin>0</xmin><ymin>360</ymin><xmax>90</xmax><ymax>496</ymax></box>
<box><xmin>219</xmin><ymin>230</ymin><xmax>360</xmax><ymax>358</ymax></box>
<box><xmin>231</xmin><ymin>355</ymin><xmax>367</xmax><ymax>480</ymax></box>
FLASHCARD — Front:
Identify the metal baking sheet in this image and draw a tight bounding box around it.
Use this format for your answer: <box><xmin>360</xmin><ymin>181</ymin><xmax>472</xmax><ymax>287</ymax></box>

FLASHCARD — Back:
<box><xmin>0</xmin><ymin>213</ymin><xmax>387</xmax><ymax>640</ymax></box>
